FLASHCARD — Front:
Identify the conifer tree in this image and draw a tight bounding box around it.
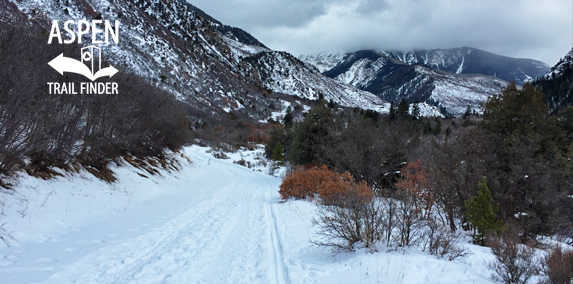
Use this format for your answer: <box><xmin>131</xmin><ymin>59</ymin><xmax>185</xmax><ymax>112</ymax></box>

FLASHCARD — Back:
<box><xmin>462</xmin><ymin>105</ymin><xmax>471</xmax><ymax>119</ymax></box>
<box><xmin>272</xmin><ymin>142</ymin><xmax>285</xmax><ymax>166</ymax></box>
<box><xmin>411</xmin><ymin>103</ymin><xmax>421</xmax><ymax>120</ymax></box>
<box><xmin>389</xmin><ymin>102</ymin><xmax>397</xmax><ymax>122</ymax></box>
<box><xmin>397</xmin><ymin>98</ymin><xmax>410</xmax><ymax>118</ymax></box>
<box><xmin>283</xmin><ymin>106</ymin><xmax>293</xmax><ymax>128</ymax></box>
<box><xmin>433</xmin><ymin>118</ymin><xmax>442</xmax><ymax>135</ymax></box>
<box><xmin>465</xmin><ymin>176</ymin><xmax>503</xmax><ymax>245</ymax></box>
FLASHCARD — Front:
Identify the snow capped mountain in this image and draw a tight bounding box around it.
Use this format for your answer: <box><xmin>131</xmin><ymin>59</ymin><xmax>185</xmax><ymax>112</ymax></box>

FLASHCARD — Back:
<box><xmin>535</xmin><ymin>48</ymin><xmax>573</xmax><ymax>112</ymax></box>
<box><xmin>7</xmin><ymin>0</ymin><xmax>387</xmax><ymax>123</ymax></box>
<box><xmin>303</xmin><ymin>47</ymin><xmax>550</xmax><ymax>86</ymax></box>
<box><xmin>316</xmin><ymin>50</ymin><xmax>507</xmax><ymax>116</ymax></box>
<box><xmin>384</xmin><ymin>48</ymin><xmax>549</xmax><ymax>85</ymax></box>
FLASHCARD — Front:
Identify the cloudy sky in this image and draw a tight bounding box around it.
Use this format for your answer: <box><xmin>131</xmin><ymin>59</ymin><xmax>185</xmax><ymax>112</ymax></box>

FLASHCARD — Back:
<box><xmin>188</xmin><ymin>0</ymin><xmax>572</xmax><ymax>66</ymax></box>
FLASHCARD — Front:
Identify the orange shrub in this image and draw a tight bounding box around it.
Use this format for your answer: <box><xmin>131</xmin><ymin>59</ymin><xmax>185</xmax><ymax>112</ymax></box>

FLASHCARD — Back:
<box><xmin>279</xmin><ymin>165</ymin><xmax>372</xmax><ymax>202</ymax></box>
<box><xmin>396</xmin><ymin>159</ymin><xmax>433</xmax><ymax>217</ymax></box>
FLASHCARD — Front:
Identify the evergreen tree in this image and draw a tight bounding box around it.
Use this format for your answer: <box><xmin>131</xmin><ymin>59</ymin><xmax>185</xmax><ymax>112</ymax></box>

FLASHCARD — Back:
<box><xmin>389</xmin><ymin>102</ymin><xmax>397</xmax><ymax>122</ymax></box>
<box><xmin>289</xmin><ymin>103</ymin><xmax>339</xmax><ymax>165</ymax></box>
<box><xmin>397</xmin><ymin>98</ymin><xmax>410</xmax><ymax>118</ymax></box>
<box><xmin>423</xmin><ymin>120</ymin><xmax>432</xmax><ymax>134</ymax></box>
<box><xmin>272</xmin><ymin>142</ymin><xmax>285</xmax><ymax>166</ymax></box>
<box><xmin>433</xmin><ymin>118</ymin><xmax>442</xmax><ymax>135</ymax></box>
<box><xmin>411</xmin><ymin>103</ymin><xmax>421</xmax><ymax>120</ymax></box>
<box><xmin>328</xmin><ymin>99</ymin><xmax>336</xmax><ymax>109</ymax></box>
<box><xmin>264</xmin><ymin>126</ymin><xmax>288</xmax><ymax>159</ymax></box>
<box><xmin>462</xmin><ymin>105</ymin><xmax>471</xmax><ymax>119</ymax></box>
<box><xmin>283</xmin><ymin>106</ymin><xmax>293</xmax><ymax>128</ymax></box>
<box><xmin>465</xmin><ymin>176</ymin><xmax>503</xmax><ymax>245</ymax></box>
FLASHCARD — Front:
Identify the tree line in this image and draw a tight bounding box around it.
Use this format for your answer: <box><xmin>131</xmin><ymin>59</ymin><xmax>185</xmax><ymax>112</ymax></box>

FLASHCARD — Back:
<box><xmin>268</xmin><ymin>84</ymin><xmax>573</xmax><ymax>243</ymax></box>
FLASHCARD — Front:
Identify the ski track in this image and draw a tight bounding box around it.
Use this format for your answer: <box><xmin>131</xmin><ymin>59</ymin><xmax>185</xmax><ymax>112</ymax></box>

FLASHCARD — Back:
<box><xmin>0</xmin><ymin>148</ymin><xmax>292</xmax><ymax>284</ymax></box>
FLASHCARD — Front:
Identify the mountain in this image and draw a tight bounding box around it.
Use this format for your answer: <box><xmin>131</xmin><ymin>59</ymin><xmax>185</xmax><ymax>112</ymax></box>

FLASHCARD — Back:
<box><xmin>309</xmin><ymin>50</ymin><xmax>508</xmax><ymax>116</ymax></box>
<box><xmin>241</xmin><ymin>51</ymin><xmax>387</xmax><ymax>112</ymax></box>
<box><xmin>7</xmin><ymin>0</ymin><xmax>387</xmax><ymax>124</ymax></box>
<box><xmin>302</xmin><ymin>47</ymin><xmax>550</xmax><ymax>85</ymax></box>
<box><xmin>535</xmin><ymin>48</ymin><xmax>573</xmax><ymax>112</ymax></box>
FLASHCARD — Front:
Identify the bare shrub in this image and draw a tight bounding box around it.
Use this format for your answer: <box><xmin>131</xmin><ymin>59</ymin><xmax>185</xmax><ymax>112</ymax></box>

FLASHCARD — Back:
<box><xmin>422</xmin><ymin>219</ymin><xmax>469</xmax><ymax>260</ymax></box>
<box><xmin>395</xmin><ymin>192</ymin><xmax>424</xmax><ymax>247</ymax></box>
<box><xmin>312</xmin><ymin>191</ymin><xmax>382</xmax><ymax>251</ymax></box>
<box><xmin>539</xmin><ymin>245</ymin><xmax>573</xmax><ymax>284</ymax></box>
<box><xmin>212</xmin><ymin>151</ymin><xmax>229</xmax><ymax>159</ymax></box>
<box><xmin>488</xmin><ymin>235</ymin><xmax>540</xmax><ymax>284</ymax></box>
<box><xmin>233</xmin><ymin>159</ymin><xmax>247</xmax><ymax>166</ymax></box>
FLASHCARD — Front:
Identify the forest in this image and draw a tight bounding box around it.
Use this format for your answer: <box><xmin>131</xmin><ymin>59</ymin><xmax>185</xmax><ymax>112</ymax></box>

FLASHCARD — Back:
<box><xmin>267</xmin><ymin>84</ymin><xmax>573</xmax><ymax>265</ymax></box>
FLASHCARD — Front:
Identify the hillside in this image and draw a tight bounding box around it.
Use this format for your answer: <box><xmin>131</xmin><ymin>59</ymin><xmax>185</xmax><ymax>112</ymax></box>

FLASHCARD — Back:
<box><xmin>7</xmin><ymin>0</ymin><xmax>387</xmax><ymax>122</ymax></box>
<box><xmin>317</xmin><ymin>50</ymin><xmax>508</xmax><ymax>116</ymax></box>
<box><xmin>535</xmin><ymin>48</ymin><xmax>573</xmax><ymax>112</ymax></box>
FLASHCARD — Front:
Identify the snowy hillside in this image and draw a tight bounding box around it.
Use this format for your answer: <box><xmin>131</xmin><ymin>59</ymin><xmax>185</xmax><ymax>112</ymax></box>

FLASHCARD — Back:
<box><xmin>7</xmin><ymin>0</ymin><xmax>388</xmax><ymax>121</ymax></box>
<box><xmin>0</xmin><ymin>146</ymin><xmax>531</xmax><ymax>284</ymax></box>
<box><xmin>314</xmin><ymin>50</ymin><xmax>507</xmax><ymax>116</ymax></box>
<box><xmin>242</xmin><ymin>51</ymin><xmax>389</xmax><ymax>112</ymax></box>
<box><xmin>543</xmin><ymin>48</ymin><xmax>573</xmax><ymax>80</ymax></box>
<box><xmin>419</xmin><ymin>68</ymin><xmax>509</xmax><ymax>116</ymax></box>
<box><xmin>299</xmin><ymin>52</ymin><xmax>348</xmax><ymax>73</ymax></box>
<box><xmin>536</xmin><ymin>48</ymin><xmax>573</xmax><ymax>112</ymax></box>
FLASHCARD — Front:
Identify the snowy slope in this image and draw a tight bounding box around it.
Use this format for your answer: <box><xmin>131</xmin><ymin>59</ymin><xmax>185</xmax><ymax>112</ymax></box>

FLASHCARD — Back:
<box><xmin>0</xmin><ymin>146</ymin><xmax>524</xmax><ymax>284</ymax></box>
<box><xmin>536</xmin><ymin>48</ymin><xmax>573</xmax><ymax>112</ymax></box>
<box><xmin>419</xmin><ymin>68</ymin><xmax>508</xmax><ymax>116</ymax></box>
<box><xmin>242</xmin><ymin>51</ymin><xmax>389</xmax><ymax>112</ymax></box>
<box><xmin>7</xmin><ymin>0</ymin><xmax>388</xmax><ymax>121</ymax></box>
<box><xmin>543</xmin><ymin>48</ymin><xmax>573</xmax><ymax>80</ymax></box>
<box><xmin>315</xmin><ymin>50</ymin><xmax>507</xmax><ymax>116</ymax></box>
<box><xmin>299</xmin><ymin>53</ymin><xmax>348</xmax><ymax>73</ymax></box>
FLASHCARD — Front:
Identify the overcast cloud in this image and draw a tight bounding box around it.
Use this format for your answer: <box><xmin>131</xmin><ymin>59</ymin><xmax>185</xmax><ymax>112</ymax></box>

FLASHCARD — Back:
<box><xmin>188</xmin><ymin>0</ymin><xmax>572</xmax><ymax>65</ymax></box>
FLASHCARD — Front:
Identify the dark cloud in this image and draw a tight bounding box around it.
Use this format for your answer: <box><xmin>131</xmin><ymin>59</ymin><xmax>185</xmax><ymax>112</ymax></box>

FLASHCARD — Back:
<box><xmin>188</xmin><ymin>0</ymin><xmax>572</xmax><ymax>65</ymax></box>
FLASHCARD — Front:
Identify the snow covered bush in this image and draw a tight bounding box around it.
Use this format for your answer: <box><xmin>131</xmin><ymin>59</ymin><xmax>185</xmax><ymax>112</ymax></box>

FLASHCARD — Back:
<box><xmin>488</xmin><ymin>235</ymin><xmax>540</xmax><ymax>284</ymax></box>
<box><xmin>540</xmin><ymin>245</ymin><xmax>573</xmax><ymax>284</ymax></box>
<box><xmin>278</xmin><ymin>165</ymin><xmax>371</xmax><ymax>202</ymax></box>
<box><xmin>421</xmin><ymin>219</ymin><xmax>468</xmax><ymax>261</ymax></box>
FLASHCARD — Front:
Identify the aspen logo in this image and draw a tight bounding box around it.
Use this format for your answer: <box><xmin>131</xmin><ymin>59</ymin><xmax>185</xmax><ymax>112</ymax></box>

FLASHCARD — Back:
<box><xmin>47</xmin><ymin>20</ymin><xmax>120</xmax><ymax>95</ymax></box>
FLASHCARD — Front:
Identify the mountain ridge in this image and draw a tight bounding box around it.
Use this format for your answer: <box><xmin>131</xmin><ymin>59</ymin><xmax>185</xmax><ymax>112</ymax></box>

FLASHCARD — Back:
<box><xmin>306</xmin><ymin>49</ymin><xmax>509</xmax><ymax>116</ymax></box>
<box><xmin>302</xmin><ymin>47</ymin><xmax>549</xmax><ymax>86</ymax></box>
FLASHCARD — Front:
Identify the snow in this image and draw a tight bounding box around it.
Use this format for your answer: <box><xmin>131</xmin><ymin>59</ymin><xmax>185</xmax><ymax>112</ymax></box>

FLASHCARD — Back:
<box><xmin>456</xmin><ymin>56</ymin><xmax>465</xmax><ymax>74</ymax></box>
<box><xmin>221</xmin><ymin>36</ymin><xmax>269</xmax><ymax>62</ymax></box>
<box><xmin>250</xmin><ymin>52</ymin><xmax>390</xmax><ymax>113</ymax></box>
<box><xmin>299</xmin><ymin>53</ymin><xmax>347</xmax><ymax>73</ymax></box>
<box><xmin>544</xmin><ymin>48</ymin><xmax>573</xmax><ymax>80</ymax></box>
<box><xmin>0</xmin><ymin>146</ymin><xmax>547</xmax><ymax>283</ymax></box>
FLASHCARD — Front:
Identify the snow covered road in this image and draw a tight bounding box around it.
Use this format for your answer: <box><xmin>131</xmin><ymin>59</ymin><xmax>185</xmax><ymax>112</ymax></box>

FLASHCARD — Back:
<box><xmin>0</xmin><ymin>147</ymin><xmax>290</xmax><ymax>284</ymax></box>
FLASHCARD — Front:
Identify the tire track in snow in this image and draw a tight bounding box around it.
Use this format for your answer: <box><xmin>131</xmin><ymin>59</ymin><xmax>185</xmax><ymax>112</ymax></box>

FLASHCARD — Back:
<box><xmin>34</xmin><ymin>148</ymin><xmax>292</xmax><ymax>284</ymax></box>
<box><xmin>193</xmin><ymin>149</ymin><xmax>291</xmax><ymax>284</ymax></box>
<box><xmin>261</xmin><ymin>176</ymin><xmax>290</xmax><ymax>284</ymax></box>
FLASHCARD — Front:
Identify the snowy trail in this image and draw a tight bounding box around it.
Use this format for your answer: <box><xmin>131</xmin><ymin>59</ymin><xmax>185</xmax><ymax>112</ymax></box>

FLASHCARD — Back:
<box><xmin>0</xmin><ymin>147</ymin><xmax>290</xmax><ymax>284</ymax></box>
